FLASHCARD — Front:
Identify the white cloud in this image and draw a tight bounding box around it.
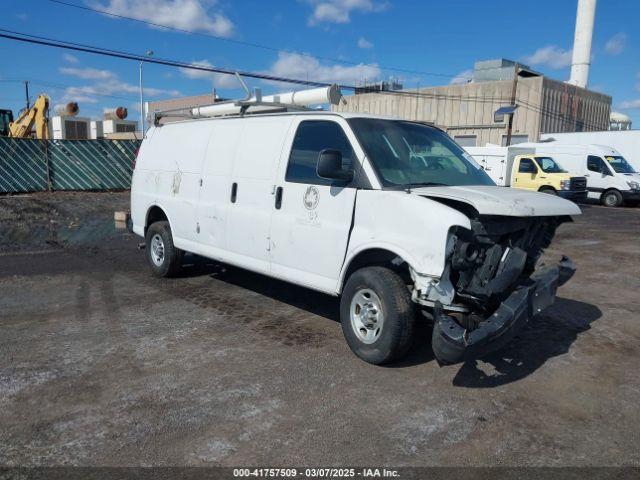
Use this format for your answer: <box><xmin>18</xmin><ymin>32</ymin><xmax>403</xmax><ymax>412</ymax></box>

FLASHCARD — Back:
<box><xmin>604</xmin><ymin>32</ymin><xmax>626</xmax><ymax>55</ymax></box>
<box><xmin>91</xmin><ymin>0</ymin><xmax>234</xmax><ymax>37</ymax></box>
<box><xmin>619</xmin><ymin>99</ymin><xmax>640</xmax><ymax>109</ymax></box>
<box><xmin>307</xmin><ymin>0</ymin><xmax>389</xmax><ymax>25</ymax></box>
<box><xmin>357</xmin><ymin>37</ymin><xmax>373</xmax><ymax>49</ymax></box>
<box><xmin>60</xmin><ymin>67</ymin><xmax>116</xmax><ymax>80</ymax></box>
<box><xmin>179</xmin><ymin>59</ymin><xmax>239</xmax><ymax>88</ymax></box>
<box><xmin>266</xmin><ymin>51</ymin><xmax>381</xmax><ymax>85</ymax></box>
<box><xmin>449</xmin><ymin>69</ymin><xmax>473</xmax><ymax>85</ymax></box>
<box><xmin>523</xmin><ymin>45</ymin><xmax>573</xmax><ymax>69</ymax></box>
<box><xmin>58</xmin><ymin>65</ymin><xmax>180</xmax><ymax>105</ymax></box>
<box><xmin>62</xmin><ymin>53</ymin><xmax>79</xmax><ymax>64</ymax></box>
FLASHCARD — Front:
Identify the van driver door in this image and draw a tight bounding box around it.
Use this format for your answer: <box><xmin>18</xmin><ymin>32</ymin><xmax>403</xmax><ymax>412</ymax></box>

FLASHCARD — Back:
<box><xmin>268</xmin><ymin>118</ymin><xmax>360</xmax><ymax>293</ymax></box>
<box><xmin>513</xmin><ymin>157</ymin><xmax>538</xmax><ymax>191</ymax></box>
<box><xmin>585</xmin><ymin>155</ymin><xmax>613</xmax><ymax>200</ymax></box>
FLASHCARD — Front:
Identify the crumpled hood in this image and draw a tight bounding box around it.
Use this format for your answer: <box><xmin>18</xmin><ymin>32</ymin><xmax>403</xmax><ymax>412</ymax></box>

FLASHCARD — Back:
<box><xmin>411</xmin><ymin>185</ymin><xmax>581</xmax><ymax>217</ymax></box>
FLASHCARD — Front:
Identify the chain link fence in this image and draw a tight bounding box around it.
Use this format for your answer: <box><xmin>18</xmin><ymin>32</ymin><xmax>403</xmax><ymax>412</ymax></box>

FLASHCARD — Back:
<box><xmin>0</xmin><ymin>137</ymin><xmax>140</xmax><ymax>194</ymax></box>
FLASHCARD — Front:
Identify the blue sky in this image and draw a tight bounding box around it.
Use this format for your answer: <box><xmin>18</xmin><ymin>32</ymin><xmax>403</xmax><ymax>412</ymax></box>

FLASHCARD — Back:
<box><xmin>2</xmin><ymin>0</ymin><xmax>639</xmax><ymax>127</ymax></box>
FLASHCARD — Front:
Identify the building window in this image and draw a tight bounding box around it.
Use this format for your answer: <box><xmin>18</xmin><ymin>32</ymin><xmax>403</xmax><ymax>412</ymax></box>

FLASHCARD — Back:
<box><xmin>453</xmin><ymin>135</ymin><xmax>477</xmax><ymax>147</ymax></box>
<box><xmin>501</xmin><ymin>134</ymin><xmax>528</xmax><ymax>146</ymax></box>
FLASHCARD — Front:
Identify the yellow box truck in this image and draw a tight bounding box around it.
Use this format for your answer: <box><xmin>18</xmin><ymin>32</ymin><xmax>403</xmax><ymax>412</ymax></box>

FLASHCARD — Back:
<box><xmin>464</xmin><ymin>145</ymin><xmax>587</xmax><ymax>201</ymax></box>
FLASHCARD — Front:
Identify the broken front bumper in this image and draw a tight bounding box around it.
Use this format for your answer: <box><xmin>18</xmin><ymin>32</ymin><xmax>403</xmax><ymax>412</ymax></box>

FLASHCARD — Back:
<box><xmin>431</xmin><ymin>256</ymin><xmax>575</xmax><ymax>365</ymax></box>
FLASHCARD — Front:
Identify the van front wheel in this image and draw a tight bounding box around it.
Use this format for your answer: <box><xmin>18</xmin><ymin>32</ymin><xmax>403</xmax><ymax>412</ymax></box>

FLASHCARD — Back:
<box><xmin>340</xmin><ymin>266</ymin><xmax>415</xmax><ymax>365</ymax></box>
<box><xmin>601</xmin><ymin>190</ymin><xmax>623</xmax><ymax>208</ymax></box>
<box><xmin>145</xmin><ymin>221</ymin><xmax>184</xmax><ymax>277</ymax></box>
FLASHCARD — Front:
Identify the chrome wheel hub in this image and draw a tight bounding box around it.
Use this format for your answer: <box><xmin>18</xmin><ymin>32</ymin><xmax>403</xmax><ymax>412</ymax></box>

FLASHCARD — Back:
<box><xmin>350</xmin><ymin>288</ymin><xmax>384</xmax><ymax>344</ymax></box>
<box><xmin>150</xmin><ymin>233</ymin><xmax>165</xmax><ymax>267</ymax></box>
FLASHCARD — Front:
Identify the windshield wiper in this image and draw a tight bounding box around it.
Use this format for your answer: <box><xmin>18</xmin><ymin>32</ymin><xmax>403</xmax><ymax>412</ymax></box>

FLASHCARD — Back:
<box><xmin>402</xmin><ymin>182</ymin><xmax>449</xmax><ymax>188</ymax></box>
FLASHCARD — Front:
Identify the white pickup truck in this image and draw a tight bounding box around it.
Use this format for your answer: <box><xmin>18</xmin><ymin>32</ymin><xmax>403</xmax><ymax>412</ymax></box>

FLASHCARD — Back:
<box><xmin>131</xmin><ymin>104</ymin><xmax>579</xmax><ymax>365</ymax></box>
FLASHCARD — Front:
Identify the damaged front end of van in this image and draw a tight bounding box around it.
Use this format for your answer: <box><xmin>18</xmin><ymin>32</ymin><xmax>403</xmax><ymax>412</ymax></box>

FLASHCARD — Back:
<box><xmin>409</xmin><ymin>189</ymin><xmax>579</xmax><ymax>365</ymax></box>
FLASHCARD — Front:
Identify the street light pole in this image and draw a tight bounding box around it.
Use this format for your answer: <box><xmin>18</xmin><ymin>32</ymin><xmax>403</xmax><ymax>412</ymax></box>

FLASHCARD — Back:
<box><xmin>139</xmin><ymin>50</ymin><xmax>153</xmax><ymax>138</ymax></box>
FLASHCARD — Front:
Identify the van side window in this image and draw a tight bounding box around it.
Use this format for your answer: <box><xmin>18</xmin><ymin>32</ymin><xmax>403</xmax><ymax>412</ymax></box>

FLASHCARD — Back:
<box><xmin>587</xmin><ymin>155</ymin><xmax>605</xmax><ymax>173</ymax></box>
<box><xmin>518</xmin><ymin>158</ymin><xmax>536</xmax><ymax>173</ymax></box>
<box><xmin>286</xmin><ymin>120</ymin><xmax>355</xmax><ymax>185</ymax></box>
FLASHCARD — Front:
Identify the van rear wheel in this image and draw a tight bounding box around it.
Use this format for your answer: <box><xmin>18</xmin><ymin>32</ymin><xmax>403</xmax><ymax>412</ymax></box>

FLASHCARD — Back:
<box><xmin>145</xmin><ymin>221</ymin><xmax>183</xmax><ymax>277</ymax></box>
<box><xmin>601</xmin><ymin>190</ymin><xmax>623</xmax><ymax>208</ymax></box>
<box><xmin>340</xmin><ymin>266</ymin><xmax>415</xmax><ymax>365</ymax></box>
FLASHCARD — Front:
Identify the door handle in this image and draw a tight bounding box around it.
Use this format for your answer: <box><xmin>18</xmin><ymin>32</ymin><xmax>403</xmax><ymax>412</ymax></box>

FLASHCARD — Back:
<box><xmin>230</xmin><ymin>182</ymin><xmax>238</xmax><ymax>203</ymax></box>
<box><xmin>275</xmin><ymin>186</ymin><xmax>283</xmax><ymax>209</ymax></box>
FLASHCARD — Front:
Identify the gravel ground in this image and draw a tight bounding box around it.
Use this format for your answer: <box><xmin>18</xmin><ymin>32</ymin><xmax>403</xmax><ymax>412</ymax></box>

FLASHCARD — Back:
<box><xmin>0</xmin><ymin>191</ymin><xmax>639</xmax><ymax>467</ymax></box>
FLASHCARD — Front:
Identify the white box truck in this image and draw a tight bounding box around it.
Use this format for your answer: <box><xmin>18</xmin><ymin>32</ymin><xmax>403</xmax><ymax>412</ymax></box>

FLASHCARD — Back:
<box><xmin>520</xmin><ymin>143</ymin><xmax>640</xmax><ymax>207</ymax></box>
<box><xmin>464</xmin><ymin>145</ymin><xmax>587</xmax><ymax>202</ymax></box>
<box><xmin>130</xmin><ymin>86</ymin><xmax>580</xmax><ymax>365</ymax></box>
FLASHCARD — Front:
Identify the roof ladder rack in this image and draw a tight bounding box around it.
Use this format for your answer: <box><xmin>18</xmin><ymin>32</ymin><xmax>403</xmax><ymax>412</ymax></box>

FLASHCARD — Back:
<box><xmin>152</xmin><ymin>73</ymin><xmax>343</xmax><ymax>125</ymax></box>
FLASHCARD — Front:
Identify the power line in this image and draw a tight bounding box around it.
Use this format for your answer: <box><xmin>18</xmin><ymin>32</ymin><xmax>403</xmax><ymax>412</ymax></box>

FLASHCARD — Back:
<box><xmin>47</xmin><ymin>0</ymin><xmax>458</xmax><ymax>80</ymax></box>
<box><xmin>0</xmin><ymin>29</ymin><xmax>510</xmax><ymax>106</ymax></box>
<box><xmin>0</xmin><ymin>29</ymin><xmax>338</xmax><ymax>88</ymax></box>
<box><xmin>7</xmin><ymin>27</ymin><xmax>594</xmax><ymax>123</ymax></box>
<box><xmin>1</xmin><ymin>29</ymin><xmax>607</xmax><ymax>133</ymax></box>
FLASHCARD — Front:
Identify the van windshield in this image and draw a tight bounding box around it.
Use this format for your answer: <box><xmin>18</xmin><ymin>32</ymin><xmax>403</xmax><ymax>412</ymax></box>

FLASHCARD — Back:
<box><xmin>605</xmin><ymin>156</ymin><xmax>637</xmax><ymax>174</ymax></box>
<box><xmin>536</xmin><ymin>156</ymin><xmax>566</xmax><ymax>173</ymax></box>
<box><xmin>348</xmin><ymin>118</ymin><xmax>495</xmax><ymax>188</ymax></box>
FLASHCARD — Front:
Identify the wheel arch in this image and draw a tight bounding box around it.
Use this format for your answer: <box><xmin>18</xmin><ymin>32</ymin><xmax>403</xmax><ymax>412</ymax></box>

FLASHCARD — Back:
<box><xmin>338</xmin><ymin>246</ymin><xmax>414</xmax><ymax>294</ymax></box>
<box><xmin>144</xmin><ymin>204</ymin><xmax>172</xmax><ymax>235</ymax></box>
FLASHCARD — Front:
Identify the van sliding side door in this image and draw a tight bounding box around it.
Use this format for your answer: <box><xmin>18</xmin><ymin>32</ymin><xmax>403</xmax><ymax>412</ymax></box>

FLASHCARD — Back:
<box><xmin>221</xmin><ymin>116</ymin><xmax>294</xmax><ymax>275</ymax></box>
<box><xmin>268</xmin><ymin>118</ymin><xmax>359</xmax><ymax>293</ymax></box>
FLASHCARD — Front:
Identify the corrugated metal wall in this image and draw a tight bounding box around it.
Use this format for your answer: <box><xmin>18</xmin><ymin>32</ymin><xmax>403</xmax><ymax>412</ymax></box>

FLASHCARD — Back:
<box><xmin>0</xmin><ymin>137</ymin><xmax>140</xmax><ymax>194</ymax></box>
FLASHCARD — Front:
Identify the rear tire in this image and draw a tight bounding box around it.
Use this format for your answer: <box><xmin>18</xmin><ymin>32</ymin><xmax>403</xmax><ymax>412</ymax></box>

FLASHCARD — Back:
<box><xmin>601</xmin><ymin>189</ymin><xmax>623</xmax><ymax>208</ymax></box>
<box><xmin>145</xmin><ymin>221</ymin><xmax>184</xmax><ymax>277</ymax></box>
<box><xmin>340</xmin><ymin>266</ymin><xmax>415</xmax><ymax>365</ymax></box>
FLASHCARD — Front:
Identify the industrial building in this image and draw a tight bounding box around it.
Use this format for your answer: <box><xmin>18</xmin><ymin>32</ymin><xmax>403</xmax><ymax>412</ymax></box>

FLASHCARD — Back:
<box><xmin>333</xmin><ymin>58</ymin><xmax>612</xmax><ymax>147</ymax></box>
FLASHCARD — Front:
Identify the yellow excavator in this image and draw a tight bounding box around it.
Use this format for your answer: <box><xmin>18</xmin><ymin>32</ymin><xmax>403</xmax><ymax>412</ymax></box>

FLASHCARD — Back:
<box><xmin>6</xmin><ymin>94</ymin><xmax>50</xmax><ymax>139</ymax></box>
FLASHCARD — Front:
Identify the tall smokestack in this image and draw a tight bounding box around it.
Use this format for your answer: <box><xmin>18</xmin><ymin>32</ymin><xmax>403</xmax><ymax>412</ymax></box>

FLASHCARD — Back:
<box><xmin>568</xmin><ymin>0</ymin><xmax>597</xmax><ymax>88</ymax></box>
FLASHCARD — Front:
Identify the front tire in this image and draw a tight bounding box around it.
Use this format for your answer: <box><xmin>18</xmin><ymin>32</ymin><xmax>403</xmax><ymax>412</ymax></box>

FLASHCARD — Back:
<box><xmin>340</xmin><ymin>266</ymin><xmax>415</xmax><ymax>365</ymax></box>
<box><xmin>601</xmin><ymin>189</ymin><xmax>623</xmax><ymax>208</ymax></box>
<box><xmin>145</xmin><ymin>221</ymin><xmax>184</xmax><ymax>277</ymax></box>
<box><xmin>539</xmin><ymin>187</ymin><xmax>557</xmax><ymax>195</ymax></box>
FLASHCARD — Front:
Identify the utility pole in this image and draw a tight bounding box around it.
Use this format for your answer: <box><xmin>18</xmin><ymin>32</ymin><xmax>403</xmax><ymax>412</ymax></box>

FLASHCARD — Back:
<box><xmin>24</xmin><ymin>80</ymin><xmax>30</xmax><ymax>110</ymax></box>
<box><xmin>505</xmin><ymin>63</ymin><xmax>519</xmax><ymax>146</ymax></box>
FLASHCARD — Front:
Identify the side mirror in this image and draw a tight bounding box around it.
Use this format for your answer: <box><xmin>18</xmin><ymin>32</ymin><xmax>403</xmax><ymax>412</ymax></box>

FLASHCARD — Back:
<box><xmin>317</xmin><ymin>149</ymin><xmax>353</xmax><ymax>182</ymax></box>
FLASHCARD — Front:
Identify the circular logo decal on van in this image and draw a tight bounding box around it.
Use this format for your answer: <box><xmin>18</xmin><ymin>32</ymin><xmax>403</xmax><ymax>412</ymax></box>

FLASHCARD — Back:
<box><xmin>303</xmin><ymin>186</ymin><xmax>319</xmax><ymax>210</ymax></box>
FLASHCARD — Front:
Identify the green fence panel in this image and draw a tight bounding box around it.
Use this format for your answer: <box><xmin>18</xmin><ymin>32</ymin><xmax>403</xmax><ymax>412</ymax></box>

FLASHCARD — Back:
<box><xmin>0</xmin><ymin>137</ymin><xmax>49</xmax><ymax>193</ymax></box>
<box><xmin>0</xmin><ymin>137</ymin><xmax>140</xmax><ymax>193</ymax></box>
<box><xmin>48</xmin><ymin>139</ymin><xmax>138</xmax><ymax>191</ymax></box>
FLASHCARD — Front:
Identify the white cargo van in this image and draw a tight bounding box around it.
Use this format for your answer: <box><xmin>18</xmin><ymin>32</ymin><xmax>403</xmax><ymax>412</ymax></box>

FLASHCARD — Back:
<box><xmin>131</xmin><ymin>89</ymin><xmax>580</xmax><ymax>365</ymax></box>
<box><xmin>521</xmin><ymin>143</ymin><xmax>640</xmax><ymax>207</ymax></box>
<box><xmin>540</xmin><ymin>130</ymin><xmax>640</xmax><ymax>170</ymax></box>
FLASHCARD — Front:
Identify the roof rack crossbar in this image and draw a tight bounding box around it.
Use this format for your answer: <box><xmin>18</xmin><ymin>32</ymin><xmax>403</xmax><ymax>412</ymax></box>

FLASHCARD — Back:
<box><xmin>152</xmin><ymin>78</ymin><xmax>342</xmax><ymax>125</ymax></box>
